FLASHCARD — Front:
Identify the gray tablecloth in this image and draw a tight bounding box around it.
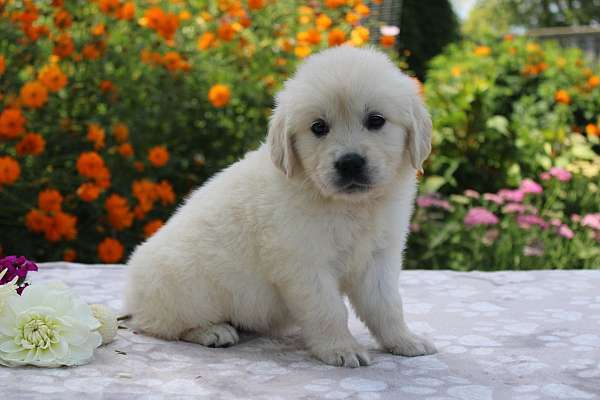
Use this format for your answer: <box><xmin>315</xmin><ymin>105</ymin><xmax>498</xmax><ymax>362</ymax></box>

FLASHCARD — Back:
<box><xmin>2</xmin><ymin>263</ymin><xmax>599</xmax><ymax>400</ymax></box>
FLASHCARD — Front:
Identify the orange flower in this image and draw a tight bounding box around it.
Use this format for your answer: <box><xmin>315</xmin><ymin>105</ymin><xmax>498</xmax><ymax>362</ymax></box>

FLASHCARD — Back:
<box><xmin>585</xmin><ymin>123</ymin><xmax>599</xmax><ymax>137</ymax></box>
<box><xmin>144</xmin><ymin>219</ymin><xmax>164</xmax><ymax>238</ymax></box>
<box><xmin>20</xmin><ymin>81</ymin><xmax>48</xmax><ymax>108</ymax></box>
<box><xmin>0</xmin><ymin>156</ymin><xmax>21</xmax><ymax>186</ymax></box>
<box><xmin>116</xmin><ymin>2</ymin><xmax>135</xmax><ymax>20</ymax></box>
<box><xmin>25</xmin><ymin>209</ymin><xmax>49</xmax><ymax>233</ymax></box>
<box><xmin>248</xmin><ymin>0</ymin><xmax>265</xmax><ymax>10</ymax></box>
<box><xmin>105</xmin><ymin>194</ymin><xmax>134</xmax><ymax>230</ymax></box>
<box><xmin>38</xmin><ymin>64</ymin><xmax>68</xmax><ymax>92</ymax></box>
<box><xmin>218</xmin><ymin>22</ymin><xmax>235</xmax><ymax>41</ymax></box>
<box><xmin>345</xmin><ymin>11</ymin><xmax>360</xmax><ymax>25</ymax></box>
<box><xmin>99</xmin><ymin>80</ymin><xmax>114</xmax><ymax>92</ymax></box>
<box><xmin>76</xmin><ymin>151</ymin><xmax>106</xmax><ymax>178</ymax></box>
<box><xmin>156</xmin><ymin>180</ymin><xmax>175</xmax><ymax>205</ymax></box>
<box><xmin>87</xmin><ymin>123</ymin><xmax>105</xmax><ymax>149</ymax></box>
<box><xmin>554</xmin><ymin>89</ymin><xmax>571</xmax><ymax>105</ymax></box>
<box><xmin>98</xmin><ymin>238</ymin><xmax>124</xmax><ymax>263</ymax></box>
<box><xmin>82</xmin><ymin>42</ymin><xmax>106</xmax><ymax>60</ymax></box>
<box><xmin>16</xmin><ymin>132</ymin><xmax>45</xmax><ymax>156</ymax></box>
<box><xmin>132</xmin><ymin>179</ymin><xmax>158</xmax><ymax>213</ymax></box>
<box><xmin>118</xmin><ymin>143</ymin><xmax>134</xmax><ymax>157</ymax></box>
<box><xmin>379</xmin><ymin>35</ymin><xmax>395</xmax><ymax>48</ymax></box>
<box><xmin>91</xmin><ymin>23</ymin><xmax>106</xmax><ymax>36</ymax></box>
<box><xmin>44</xmin><ymin>211</ymin><xmax>77</xmax><ymax>242</ymax></box>
<box><xmin>325</xmin><ymin>0</ymin><xmax>345</xmax><ymax>8</ymax></box>
<box><xmin>0</xmin><ymin>55</ymin><xmax>5</xmax><ymax>75</ymax></box>
<box><xmin>473</xmin><ymin>45</ymin><xmax>491</xmax><ymax>56</ymax></box>
<box><xmin>316</xmin><ymin>14</ymin><xmax>332</xmax><ymax>30</ymax></box>
<box><xmin>588</xmin><ymin>75</ymin><xmax>600</xmax><ymax>89</ymax></box>
<box><xmin>451</xmin><ymin>66</ymin><xmax>462</xmax><ymax>77</ymax></box>
<box><xmin>162</xmin><ymin>51</ymin><xmax>185</xmax><ymax>72</ymax></box>
<box><xmin>294</xmin><ymin>45</ymin><xmax>311</xmax><ymax>58</ymax></box>
<box><xmin>144</xmin><ymin>7</ymin><xmax>165</xmax><ymax>29</ymax></box>
<box><xmin>354</xmin><ymin>3</ymin><xmax>370</xmax><ymax>16</ymax></box>
<box><xmin>328</xmin><ymin>28</ymin><xmax>346</xmax><ymax>46</ymax></box>
<box><xmin>112</xmin><ymin>122</ymin><xmax>129</xmax><ymax>143</ymax></box>
<box><xmin>198</xmin><ymin>32</ymin><xmax>216</xmax><ymax>50</ymax></box>
<box><xmin>208</xmin><ymin>84</ymin><xmax>231</xmax><ymax>108</ymax></box>
<box><xmin>77</xmin><ymin>182</ymin><xmax>101</xmax><ymax>202</ymax></box>
<box><xmin>305</xmin><ymin>29</ymin><xmax>321</xmax><ymax>45</ymax></box>
<box><xmin>63</xmin><ymin>248</ymin><xmax>76</xmax><ymax>262</ymax></box>
<box><xmin>0</xmin><ymin>108</ymin><xmax>27</xmax><ymax>139</ymax></box>
<box><xmin>99</xmin><ymin>0</ymin><xmax>120</xmax><ymax>14</ymax></box>
<box><xmin>53</xmin><ymin>9</ymin><xmax>72</xmax><ymax>29</ymax></box>
<box><xmin>350</xmin><ymin>26</ymin><xmax>369</xmax><ymax>46</ymax></box>
<box><xmin>38</xmin><ymin>189</ymin><xmax>63</xmax><ymax>212</ymax></box>
<box><xmin>148</xmin><ymin>145</ymin><xmax>170</xmax><ymax>167</ymax></box>
<box><xmin>157</xmin><ymin>13</ymin><xmax>179</xmax><ymax>40</ymax></box>
<box><xmin>52</xmin><ymin>33</ymin><xmax>75</xmax><ymax>59</ymax></box>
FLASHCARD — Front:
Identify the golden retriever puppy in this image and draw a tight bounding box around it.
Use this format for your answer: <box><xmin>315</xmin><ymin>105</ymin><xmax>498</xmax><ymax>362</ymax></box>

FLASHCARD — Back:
<box><xmin>124</xmin><ymin>45</ymin><xmax>436</xmax><ymax>367</ymax></box>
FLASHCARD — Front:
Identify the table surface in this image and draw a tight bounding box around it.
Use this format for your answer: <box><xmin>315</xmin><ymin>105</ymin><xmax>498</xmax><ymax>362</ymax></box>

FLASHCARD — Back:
<box><xmin>2</xmin><ymin>263</ymin><xmax>599</xmax><ymax>400</ymax></box>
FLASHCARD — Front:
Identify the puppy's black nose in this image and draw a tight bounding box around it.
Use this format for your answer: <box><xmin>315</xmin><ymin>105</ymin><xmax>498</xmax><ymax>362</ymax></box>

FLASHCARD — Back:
<box><xmin>335</xmin><ymin>153</ymin><xmax>366</xmax><ymax>178</ymax></box>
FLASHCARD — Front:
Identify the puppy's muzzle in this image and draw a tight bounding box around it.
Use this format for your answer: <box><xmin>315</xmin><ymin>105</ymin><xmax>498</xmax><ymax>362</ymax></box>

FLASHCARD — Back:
<box><xmin>334</xmin><ymin>153</ymin><xmax>371</xmax><ymax>193</ymax></box>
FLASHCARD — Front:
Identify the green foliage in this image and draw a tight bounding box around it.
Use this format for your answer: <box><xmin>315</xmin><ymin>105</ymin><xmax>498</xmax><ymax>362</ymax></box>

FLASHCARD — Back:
<box><xmin>423</xmin><ymin>36</ymin><xmax>600</xmax><ymax>194</ymax></box>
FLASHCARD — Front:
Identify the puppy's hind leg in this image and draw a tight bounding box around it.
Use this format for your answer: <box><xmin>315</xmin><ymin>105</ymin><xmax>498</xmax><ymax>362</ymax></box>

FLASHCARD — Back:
<box><xmin>182</xmin><ymin>323</ymin><xmax>239</xmax><ymax>348</ymax></box>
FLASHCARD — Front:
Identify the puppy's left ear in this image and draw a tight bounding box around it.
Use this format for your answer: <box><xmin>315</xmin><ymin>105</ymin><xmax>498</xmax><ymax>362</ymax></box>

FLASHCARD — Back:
<box><xmin>267</xmin><ymin>104</ymin><xmax>296</xmax><ymax>177</ymax></box>
<box><xmin>407</xmin><ymin>94</ymin><xmax>433</xmax><ymax>172</ymax></box>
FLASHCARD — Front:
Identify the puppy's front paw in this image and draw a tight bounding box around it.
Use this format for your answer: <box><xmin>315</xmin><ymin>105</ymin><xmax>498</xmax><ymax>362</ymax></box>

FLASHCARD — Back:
<box><xmin>386</xmin><ymin>333</ymin><xmax>437</xmax><ymax>357</ymax></box>
<box><xmin>313</xmin><ymin>345</ymin><xmax>371</xmax><ymax>368</ymax></box>
<box><xmin>182</xmin><ymin>323</ymin><xmax>239</xmax><ymax>348</ymax></box>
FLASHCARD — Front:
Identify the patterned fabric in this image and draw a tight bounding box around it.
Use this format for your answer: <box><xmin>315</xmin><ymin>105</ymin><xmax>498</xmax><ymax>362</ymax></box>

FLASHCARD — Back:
<box><xmin>2</xmin><ymin>263</ymin><xmax>599</xmax><ymax>400</ymax></box>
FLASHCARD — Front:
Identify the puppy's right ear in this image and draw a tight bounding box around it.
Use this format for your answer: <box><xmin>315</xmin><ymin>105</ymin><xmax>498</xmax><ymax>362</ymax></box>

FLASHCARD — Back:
<box><xmin>267</xmin><ymin>105</ymin><xmax>296</xmax><ymax>177</ymax></box>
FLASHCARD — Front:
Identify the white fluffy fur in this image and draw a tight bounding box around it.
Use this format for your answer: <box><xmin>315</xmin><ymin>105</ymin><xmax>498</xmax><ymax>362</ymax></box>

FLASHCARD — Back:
<box><xmin>124</xmin><ymin>46</ymin><xmax>436</xmax><ymax>368</ymax></box>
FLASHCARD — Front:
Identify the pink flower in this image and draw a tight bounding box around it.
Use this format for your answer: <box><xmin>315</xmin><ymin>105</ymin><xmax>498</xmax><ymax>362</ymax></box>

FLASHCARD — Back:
<box><xmin>519</xmin><ymin>179</ymin><xmax>543</xmax><ymax>194</ymax></box>
<box><xmin>581</xmin><ymin>213</ymin><xmax>600</xmax><ymax>230</ymax></box>
<box><xmin>540</xmin><ymin>172</ymin><xmax>551</xmax><ymax>181</ymax></box>
<box><xmin>498</xmin><ymin>189</ymin><xmax>525</xmax><ymax>203</ymax></box>
<box><xmin>464</xmin><ymin>207</ymin><xmax>499</xmax><ymax>226</ymax></box>
<box><xmin>502</xmin><ymin>202</ymin><xmax>526</xmax><ymax>214</ymax></box>
<box><xmin>571</xmin><ymin>214</ymin><xmax>581</xmax><ymax>223</ymax></box>
<box><xmin>517</xmin><ymin>214</ymin><xmax>548</xmax><ymax>230</ymax></box>
<box><xmin>558</xmin><ymin>224</ymin><xmax>574</xmax><ymax>239</ymax></box>
<box><xmin>483</xmin><ymin>193</ymin><xmax>504</xmax><ymax>205</ymax></box>
<box><xmin>549</xmin><ymin>167</ymin><xmax>572</xmax><ymax>182</ymax></box>
<box><xmin>464</xmin><ymin>189</ymin><xmax>480</xmax><ymax>199</ymax></box>
<box><xmin>416</xmin><ymin>195</ymin><xmax>452</xmax><ymax>211</ymax></box>
<box><xmin>550</xmin><ymin>218</ymin><xmax>562</xmax><ymax>227</ymax></box>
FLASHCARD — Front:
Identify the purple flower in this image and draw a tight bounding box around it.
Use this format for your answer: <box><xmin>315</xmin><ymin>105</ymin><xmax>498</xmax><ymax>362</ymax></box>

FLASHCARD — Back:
<box><xmin>581</xmin><ymin>213</ymin><xmax>600</xmax><ymax>230</ymax></box>
<box><xmin>464</xmin><ymin>207</ymin><xmax>499</xmax><ymax>226</ymax></box>
<box><xmin>483</xmin><ymin>193</ymin><xmax>504</xmax><ymax>205</ymax></box>
<box><xmin>558</xmin><ymin>225</ymin><xmax>574</xmax><ymax>239</ymax></box>
<box><xmin>519</xmin><ymin>179</ymin><xmax>543</xmax><ymax>195</ymax></box>
<box><xmin>498</xmin><ymin>189</ymin><xmax>525</xmax><ymax>203</ymax></box>
<box><xmin>0</xmin><ymin>255</ymin><xmax>38</xmax><ymax>294</ymax></box>
<box><xmin>517</xmin><ymin>214</ymin><xmax>549</xmax><ymax>230</ymax></box>
<box><xmin>416</xmin><ymin>195</ymin><xmax>452</xmax><ymax>211</ymax></box>
<box><xmin>549</xmin><ymin>167</ymin><xmax>572</xmax><ymax>182</ymax></box>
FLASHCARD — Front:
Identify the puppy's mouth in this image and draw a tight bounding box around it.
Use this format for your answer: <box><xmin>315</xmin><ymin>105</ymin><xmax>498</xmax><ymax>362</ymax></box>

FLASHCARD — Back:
<box><xmin>337</xmin><ymin>179</ymin><xmax>373</xmax><ymax>194</ymax></box>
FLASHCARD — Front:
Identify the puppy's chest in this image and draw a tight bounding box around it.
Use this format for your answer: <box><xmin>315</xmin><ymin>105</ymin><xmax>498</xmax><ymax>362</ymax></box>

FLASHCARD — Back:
<box><xmin>327</xmin><ymin>210</ymin><xmax>385</xmax><ymax>276</ymax></box>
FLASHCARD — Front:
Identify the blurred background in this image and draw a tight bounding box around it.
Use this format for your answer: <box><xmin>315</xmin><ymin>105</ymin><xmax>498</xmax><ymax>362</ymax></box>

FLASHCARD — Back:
<box><xmin>0</xmin><ymin>0</ymin><xmax>598</xmax><ymax>269</ymax></box>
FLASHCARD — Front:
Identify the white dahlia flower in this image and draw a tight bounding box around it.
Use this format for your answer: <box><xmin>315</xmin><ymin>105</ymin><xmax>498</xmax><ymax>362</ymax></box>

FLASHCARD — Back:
<box><xmin>0</xmin><ymin>281</ymin><xmax>102</xmax><ymax>367</ymax></box>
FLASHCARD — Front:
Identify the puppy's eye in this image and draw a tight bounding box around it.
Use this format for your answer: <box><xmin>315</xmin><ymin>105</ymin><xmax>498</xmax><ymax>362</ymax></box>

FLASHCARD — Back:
<box><xmin>365</xmin><ymin>113</ymin><xmax>386</xmax><ymax>130</ymax></box>
<box><xmin>310</xmin><ymin>119</ymin><xmax>330</xmax><ymax>137</ymax></box>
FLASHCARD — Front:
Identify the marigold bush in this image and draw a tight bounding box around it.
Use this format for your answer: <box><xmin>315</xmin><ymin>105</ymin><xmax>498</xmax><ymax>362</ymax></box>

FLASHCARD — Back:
<box><xmin>0</xmin><ymin>0</ymin><xmax>398</xmax><ymax>263</ymax></box>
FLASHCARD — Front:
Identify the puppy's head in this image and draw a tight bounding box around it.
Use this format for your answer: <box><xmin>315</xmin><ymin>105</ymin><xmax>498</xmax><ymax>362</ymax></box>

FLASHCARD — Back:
<box><xmin>267</xmin><ymin>46</ymin><xmax>431</xmax><ymax>201</ymax></box>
